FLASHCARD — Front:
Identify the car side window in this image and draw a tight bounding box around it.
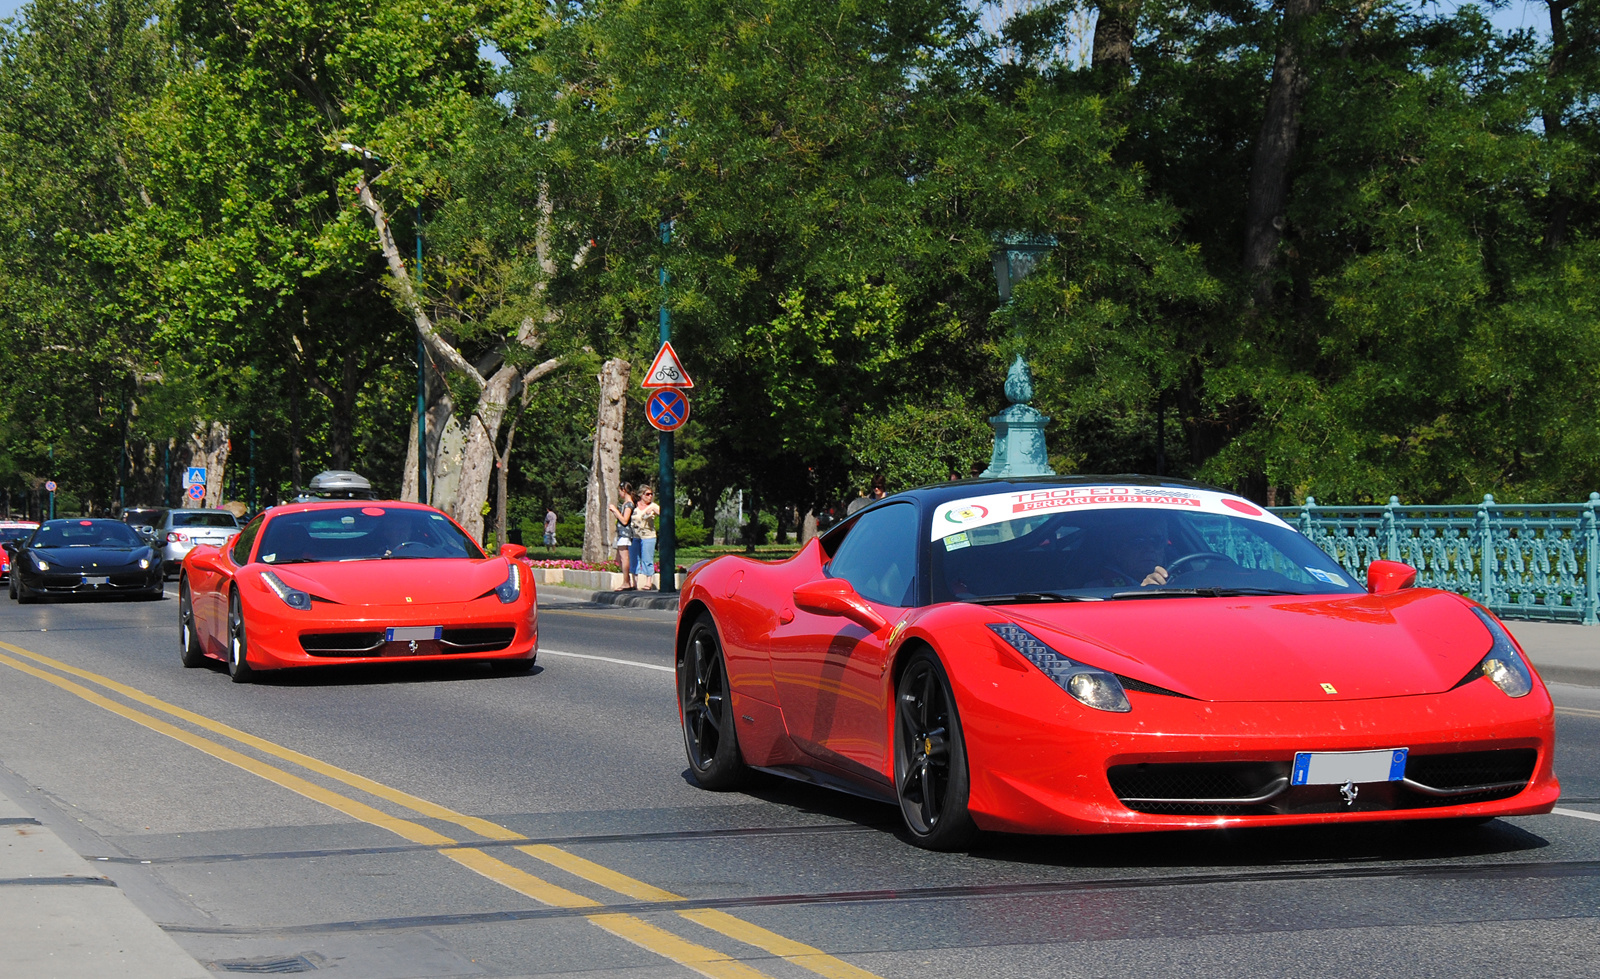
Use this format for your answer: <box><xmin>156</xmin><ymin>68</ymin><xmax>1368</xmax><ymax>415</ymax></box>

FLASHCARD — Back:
<box><xmin>826</xmin><ymin>502</ymin><xmax>919</xmax><ymax>607</ymax></box>
<box><xmin>232</xmin><ymin>515</ymin><xmax>263</xmax><ymax>565</ymax></box>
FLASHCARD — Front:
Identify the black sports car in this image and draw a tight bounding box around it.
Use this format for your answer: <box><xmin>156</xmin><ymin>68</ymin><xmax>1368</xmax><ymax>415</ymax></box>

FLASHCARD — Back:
<box><xmin>8</xmin><ymin>518</ymin><xmax>164</xmax><ymax>603</ymax></box>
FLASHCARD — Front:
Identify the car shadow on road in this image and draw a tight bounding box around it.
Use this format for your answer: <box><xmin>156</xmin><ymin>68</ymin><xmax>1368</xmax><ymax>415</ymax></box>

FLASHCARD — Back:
<box><xmin>209</xmin><ymin>661</ymin><xmax>545</xmax><ymax>687</ymax></box>
<box><xmin>972</xmin><ymin>817</ymin><xmax>1550</xmax><ymax>869</ymax></box>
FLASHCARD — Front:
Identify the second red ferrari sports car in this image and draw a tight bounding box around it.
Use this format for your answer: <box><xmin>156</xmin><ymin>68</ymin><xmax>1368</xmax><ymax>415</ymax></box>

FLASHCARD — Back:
<box><xmin>180</xmin><ymin>501</ymin><xmax>537</xmax><ymax>682</ymax></box>
<box><xmin>674</xmin><ymin>477</ymin><xmax>1557</xmax><ymax>849</ymax></box>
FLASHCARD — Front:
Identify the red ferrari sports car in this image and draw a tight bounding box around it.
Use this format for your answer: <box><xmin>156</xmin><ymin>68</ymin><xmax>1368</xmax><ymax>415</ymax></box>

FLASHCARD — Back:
<box><xmin>179</xmin><ymin>501</ymin><xmax>536</xmax><ymax>682</ymax></box>
<box><xmin>675</xmin><ymin>477</ymin><xmax>1557</xmax><ymax>849</ymax></box>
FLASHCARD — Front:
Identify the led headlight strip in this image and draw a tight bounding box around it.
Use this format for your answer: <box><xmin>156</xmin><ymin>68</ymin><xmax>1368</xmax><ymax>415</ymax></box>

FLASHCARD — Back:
<box><xmin>987</xmin><ymin>622</ymin><xmax>1131</xmax><ymax>712</ymax></box>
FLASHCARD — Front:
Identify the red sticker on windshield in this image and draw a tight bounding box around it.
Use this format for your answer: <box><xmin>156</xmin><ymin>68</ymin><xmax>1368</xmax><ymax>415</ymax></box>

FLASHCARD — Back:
<box><xmin>1223</xmin><ymin>499</ymin><xmax>1263</xmax><ymax>516</ymax></box>
<box><xmin>79</xmin><ymin>520</ymin><xmax>93</xmax><ymax>526</ymax></box>
<box><xmin>361</xmin><ymin>507</ymin><xmax>385</xmax><ymax>517</ymax></box>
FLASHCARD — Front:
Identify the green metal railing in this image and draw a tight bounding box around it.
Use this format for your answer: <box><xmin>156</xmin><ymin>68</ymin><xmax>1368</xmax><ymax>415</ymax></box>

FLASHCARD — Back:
<box><xmin>1270</xmin><ymin>494</ymin><xmax>1600</xmax><ymax>625</ymax></box>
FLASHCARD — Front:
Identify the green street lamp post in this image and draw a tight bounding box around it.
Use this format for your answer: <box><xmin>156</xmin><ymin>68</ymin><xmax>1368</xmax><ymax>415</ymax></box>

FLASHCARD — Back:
<box><xmin>982</xmin><ymin>234</ymin><xmax>1057</xmax><ymax>479</ymax></box>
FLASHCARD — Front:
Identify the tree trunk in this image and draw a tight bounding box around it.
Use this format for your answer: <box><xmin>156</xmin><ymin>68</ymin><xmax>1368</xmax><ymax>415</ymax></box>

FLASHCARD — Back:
<box><xmin>187</xmin><ymin>420</ymin><xmax>229</xmax><ymax>509</ymax></box>
<box><xmin>1243</xmin><ymin>0</ymin><xmax>1322</xmax><ymax>307</ymax></box>
<box><xmin>798</xmin><ymin>508</ymin><xmax>819</xmax><ymax>547</ymax></box>
<box><xmin>401</xmin><ymin>404</ymin><xmax>421</xmax><ymax>503</ymax></box>
<box><xmin>583</xmin><ymin>358</ymin><xmax>631</xmax><ymax>564</ymax></box>
<box><xmin>1091</xmin><ymin>0</ymin><xmax>1140</xmax><ymax>87</ymax></box>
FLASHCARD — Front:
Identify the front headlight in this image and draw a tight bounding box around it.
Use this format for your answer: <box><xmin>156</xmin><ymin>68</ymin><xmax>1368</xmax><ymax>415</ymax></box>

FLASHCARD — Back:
<box><xmin>32</xmin><ymin>554</ymin><xmax>49</xmax><ymax>571</ymax></box>
<box><xmin>988</xmin><ymin>622</ymin><xmax>1131</xmax><ymax>712</ymax></box>
<box><xmin>260</xmin><ymin>571</ymin><xmax>313</xmax><ymax>611</ymax></box>
<box><xmin>1469</xmin><ymin>607</ymin><xmax>1534</xmax><ymax>698</ymax></box>
<box><xmin>139</xmin><ymin>557</ymin><xmax>151</xmax><ymax>569</ymax></box>
<box><xmin>494</xmin><ymin>562</ymin><xmax>522</xmax><ymax>604</ymax></box>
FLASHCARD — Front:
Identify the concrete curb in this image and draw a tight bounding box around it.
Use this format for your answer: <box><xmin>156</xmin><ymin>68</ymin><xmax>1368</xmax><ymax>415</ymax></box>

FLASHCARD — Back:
<box><xmin>0</xmin><ymin>784</ymin><xmax>209</xmax><ymax>979</ymax></box>
<box><xmin>537</xmin><ymin>583</ymin><xmax>681</xmax><ymax>611</ymax></box>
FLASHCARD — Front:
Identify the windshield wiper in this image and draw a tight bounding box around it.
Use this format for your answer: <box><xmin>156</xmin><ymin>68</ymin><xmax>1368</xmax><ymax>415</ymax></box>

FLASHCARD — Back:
<box><xmin>267</xmin><ymin>558</ymin><xmax>321</xmax><ymax>565</ymax></box>
<box><xmin>1107</xmin><ymin>587</ymin><xmax>1303</xmax><ymax>600</ymax></box>
<box><xmin>970</xmin><ymin>592</ymin><xmax>1099</xmax><ymax>605</ymax></box>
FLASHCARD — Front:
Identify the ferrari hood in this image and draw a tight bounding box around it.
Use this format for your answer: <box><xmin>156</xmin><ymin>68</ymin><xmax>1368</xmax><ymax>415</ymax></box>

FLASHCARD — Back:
<box><xmin>31</xmin><ymin>546</ymin><xmax>153</xmax><ymax>572</ymax></box>
<box><xmin>1001</xmin><ymin>590</ymin><xmax>1497</xmax><ymax>702</ymax></box>
<box><xmin>267</xmin><ymin>558</ymin><xmax>513</xmax><ymax>607</ymax></box>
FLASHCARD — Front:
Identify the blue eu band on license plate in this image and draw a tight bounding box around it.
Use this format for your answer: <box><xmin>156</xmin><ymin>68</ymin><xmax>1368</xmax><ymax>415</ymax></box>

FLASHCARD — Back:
<box><xmin>1291</xmin><ymin>748</ymin><xmax>1408</xmax><ymax>786</ymax></box>
<box><xmin>386</xmin><ymin>626</ymin><xmax>442</xmax><ymax>642</ymax></box>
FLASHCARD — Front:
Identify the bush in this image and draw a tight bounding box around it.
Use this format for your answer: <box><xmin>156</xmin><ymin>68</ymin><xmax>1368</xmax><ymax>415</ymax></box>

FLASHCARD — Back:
<box><xmin>675</xmin><ymin>514</ymin><xmax>710</xmax><ymax>548</ymax></box>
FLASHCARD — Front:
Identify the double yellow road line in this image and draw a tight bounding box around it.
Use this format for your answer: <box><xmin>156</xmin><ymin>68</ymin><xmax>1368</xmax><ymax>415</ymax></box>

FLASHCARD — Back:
<box><xmin>0</xmin><ymin>640</ymin><xmax>881</xmax><ymax>979</ymax></box>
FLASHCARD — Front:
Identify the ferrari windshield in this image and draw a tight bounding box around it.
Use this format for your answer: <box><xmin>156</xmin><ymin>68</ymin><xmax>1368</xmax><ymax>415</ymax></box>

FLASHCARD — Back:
<box><xmin>32</xmin><ymin>520</ymin><xmax>145</xmax><ymax>549</ymax></box>
<box><xmin>255</xmin><ymin>507</ymin><xmax>486</xmax><ymax>564</ymax></box>
<box><xmin>929</xmin><ymin>488</ymin><xmax>1364</xmax><ymax>603</ymax></box>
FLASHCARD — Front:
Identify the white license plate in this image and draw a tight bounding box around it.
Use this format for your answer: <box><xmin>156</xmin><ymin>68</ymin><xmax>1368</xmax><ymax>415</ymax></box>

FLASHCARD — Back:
<box><xmin>83</xmin><ymin>576</ymin><xmax>109</xmax><ymax>586</ymax></box>
<box><xmin>386</xmin><ymin>626</ymin><xmax>442</xmax><ymax>642</ymax></box>
<box><xmin>1291</xmin><ymin>748</ymin><xmax>1408</xmax><ymax>786</ymax></box>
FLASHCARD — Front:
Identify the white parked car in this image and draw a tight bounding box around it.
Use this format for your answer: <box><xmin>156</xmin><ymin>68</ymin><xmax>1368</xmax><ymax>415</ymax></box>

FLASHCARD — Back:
<box><xmin>157</xmin><ymin>509</ymin><xmax>241</xmax><ymax>578</ymax></box>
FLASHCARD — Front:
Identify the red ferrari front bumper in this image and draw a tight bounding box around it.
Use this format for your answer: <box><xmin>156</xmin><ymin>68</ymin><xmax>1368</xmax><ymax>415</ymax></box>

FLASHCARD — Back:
<box><xmin>237</xmin><ymin>595</ymin><xmax>537</xmax><ymax>670</ymax></box>
<box><xmin>958</xmin><ymin>673</ymin><xmax>1558</xmax><ymax>835</ymax></box>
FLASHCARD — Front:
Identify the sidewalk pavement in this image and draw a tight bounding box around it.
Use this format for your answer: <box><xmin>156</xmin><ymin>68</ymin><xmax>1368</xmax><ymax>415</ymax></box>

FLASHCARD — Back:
<box><xmin>1506</xmin><ymin>620</ymin><xmax>1600</xmax><ymax>687</ymax></box>
<box><xmin>0</xmin><ymin>785</ymin><xmax>208</xmax><ymax>979</ymax></box>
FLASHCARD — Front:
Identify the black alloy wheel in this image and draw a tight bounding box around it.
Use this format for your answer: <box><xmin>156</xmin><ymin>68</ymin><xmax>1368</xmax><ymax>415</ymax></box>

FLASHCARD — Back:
<box><xmin>893</xmin><ymin>649</ymin><xmax>976</xmax><ymax>850</ymax></box>
<box><xmin>178</xmin><ymin>577</ymin><xmax>205</xmax><ymax>668</ymax></box>
<box><xmin>15</xmin><ymin>573</ymin><xmax>35</xmax><ymax>604</ymax></box>
<box><xmin>679</xmin><ymin>614</ymin><xmax>747</xmax><ymax>789</ymax></box>
<box><xmin>226</xmin><ymin>588</ymin><xmax>255</xmax><ymax>683</ymax></box>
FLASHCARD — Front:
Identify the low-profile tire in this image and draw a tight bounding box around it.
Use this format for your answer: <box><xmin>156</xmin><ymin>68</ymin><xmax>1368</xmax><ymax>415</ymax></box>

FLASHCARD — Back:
<box><xmin>8</xmin><ymin>573</ymin><xmax>16</xmax><ymax>601</ymax></box>
<box><xmin>15</xmin><ymin>577</ymin><xmax>35</xmax><ymax>605</ymax></box>
<box><xmin>893</xmin><ymin>648</ymin><xmax>977</xmax><ymax>851</ymax></box>
<box><xmin>226</xmin><ymin>588</ymin><xmax>255</xmax><ymax>683</ymax></box>
<box><xmin>178</xmin><ymin>577</ymin><xmax>205</xmax><ymax>668</ymax></box>
<box><xmin>678</xmin><ymin>613</ymin><xmax>748</xmax><ymax>790</ymax></box>
<box><xmin>488</xmin><ymin>658</ymin><xmax>536</xmax><ymax>674</ymax></box>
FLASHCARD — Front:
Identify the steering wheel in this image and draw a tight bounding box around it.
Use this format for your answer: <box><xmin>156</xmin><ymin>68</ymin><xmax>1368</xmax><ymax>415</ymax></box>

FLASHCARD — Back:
<box><xmin>1165</xmin><ymin>551</ymin><xmax>1240</xmax><ymax>577</ymax></box>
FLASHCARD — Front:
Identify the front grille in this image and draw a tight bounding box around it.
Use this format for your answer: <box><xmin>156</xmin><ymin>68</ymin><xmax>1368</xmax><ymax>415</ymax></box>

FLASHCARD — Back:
<box><xmin>1406</xmin><ymin>749</ymin><xmax>1536</xmax><ymax>789</ymax></box>
<box><xmin>300</xmin><ymin>632</ymin><xmax>384</xmax><ymax>655</ymax></box>
<box><xmin>1111</xmin><ymin>748</ymin><xmax>1536</xmax><ymax>816</ymax></box>
<box><xmin>300</xmin><ymin>627</ymin><xmax>516</xmax><ymax>657</ymax></box>
<box><xmin>440</xmin><ymin>627</ymin><xmax>516</xmax><ymax>652</ymax></box>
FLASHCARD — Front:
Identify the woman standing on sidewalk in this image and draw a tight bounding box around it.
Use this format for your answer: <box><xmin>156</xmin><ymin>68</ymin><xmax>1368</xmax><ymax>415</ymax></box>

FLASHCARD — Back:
<box><xmin>608</xmin><ymin>483</ymin><xmax>635</xmax><ymax>590</ymax></box>
<box><xmin>629</xmin><ymin>485</ymin><xmax>661</xmax><ymax>590</ymax></box>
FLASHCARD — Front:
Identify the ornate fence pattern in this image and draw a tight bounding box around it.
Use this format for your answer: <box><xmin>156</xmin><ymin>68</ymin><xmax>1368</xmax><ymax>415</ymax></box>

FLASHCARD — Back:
<box><xmin>1269</xmin><ymin>494</ymin><xmax>1600</xmax><ymax>625</ymax></box>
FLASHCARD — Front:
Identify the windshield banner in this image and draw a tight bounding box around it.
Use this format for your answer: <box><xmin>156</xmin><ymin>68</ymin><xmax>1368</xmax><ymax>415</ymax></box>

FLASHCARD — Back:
<box><xmin>931</xmin><ymin>485</ymin><xmax>1290</xmax><ymax>541</ymax></box>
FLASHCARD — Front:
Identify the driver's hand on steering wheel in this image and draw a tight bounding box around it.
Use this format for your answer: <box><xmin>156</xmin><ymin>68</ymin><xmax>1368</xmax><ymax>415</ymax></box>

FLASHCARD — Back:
<box><xmin>1142</xmin><ymin>565</ymin><xmax>1169</xmax><ymax>587</ymax></box>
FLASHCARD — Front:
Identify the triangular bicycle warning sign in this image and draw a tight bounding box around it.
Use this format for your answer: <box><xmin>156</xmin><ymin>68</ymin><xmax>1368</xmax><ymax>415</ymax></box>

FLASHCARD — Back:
<box><xmin>640</xmin><ymin>341</ymin><xmax>694</xmax><ymax>389</ymax></box>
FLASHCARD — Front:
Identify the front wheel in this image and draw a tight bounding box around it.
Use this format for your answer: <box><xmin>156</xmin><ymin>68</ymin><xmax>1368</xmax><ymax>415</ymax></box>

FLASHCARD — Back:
<box><xmin>679</xmin><ymin>614</ymin><xmax>748</xmax><ymax>789</ymax></box>
<box><xmin>893</xmin><ymin>648</ymin><xmax>976</xmax><ymax>850</ymax></box>
<box><xmin>226</xmin><ymin>588</ymin><xmax>255</xmax><ymax>683</ymax></box>
<box><xmin>178</xmin><ymin>577</ymin><xmax>205</xmax><ymax>668</ymax></box>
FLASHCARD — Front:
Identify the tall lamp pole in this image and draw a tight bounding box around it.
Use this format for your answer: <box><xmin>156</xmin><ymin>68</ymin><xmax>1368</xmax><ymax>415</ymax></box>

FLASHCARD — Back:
<box><xmin>982</xmin><ymin>234</ymin><xmax>1058</xmax><ymax>478</ymax></box>
<box><xmin>416</xmin><ymin>205</ymin><xmax>428</xmax><ymax>505</ymax></box>
<box><xmin>656</xmin><ymin>220</ymin><xmax>676</xmax><ymax>592</ymax></box>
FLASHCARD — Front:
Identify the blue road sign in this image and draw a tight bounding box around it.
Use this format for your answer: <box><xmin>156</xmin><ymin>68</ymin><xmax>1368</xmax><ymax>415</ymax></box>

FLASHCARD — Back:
<box><xmin>184</xmin><ymin>466</ymin><xmax>207</xmax><ymax>488</ymax></box>
<box><xmin>646</xmin><ymin>389</ymin><xmax>690</xmax><ymax>432</ymax></box>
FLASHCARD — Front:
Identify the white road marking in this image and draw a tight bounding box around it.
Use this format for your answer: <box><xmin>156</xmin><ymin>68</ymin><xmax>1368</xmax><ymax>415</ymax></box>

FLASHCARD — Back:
<box><xmin>539</xmin><ymin>649</ymin><xmax>674</xmax><ymax>673</ymax></box>
<box><xmin>1553</xmin><ymin>807</ymin><xmax>1600</xmax><ymax>823</ymax></box>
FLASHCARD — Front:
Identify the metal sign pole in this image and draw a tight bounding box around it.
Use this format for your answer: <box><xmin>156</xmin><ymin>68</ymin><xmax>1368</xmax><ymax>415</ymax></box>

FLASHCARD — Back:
<box><xmin>657</xmin><ymin>221</ymin><xmax>675</xmax><ymax>592</ymax></box>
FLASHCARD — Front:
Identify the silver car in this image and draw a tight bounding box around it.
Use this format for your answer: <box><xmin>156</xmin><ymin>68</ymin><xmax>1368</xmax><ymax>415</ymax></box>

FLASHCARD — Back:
<box><xmin>158</xmin><ymin>508</ymin><xmax>241</xmax><ymax>577</ymax></box>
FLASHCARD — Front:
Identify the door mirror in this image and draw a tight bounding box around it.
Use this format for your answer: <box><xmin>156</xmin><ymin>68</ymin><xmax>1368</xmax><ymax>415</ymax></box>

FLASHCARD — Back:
<box><xmin>1366</xmin><ymin>560</ymin><xmax>1417</xmax><ymax>595</ymax></box>
<box><xmin>793</xmin><ymin>578</ymin><xmax>889</xmax><ymax>633</ymax></box>
<box><xmin>499</xmin><ymin>542</ymin><xmax>528</xmax><ymax>560</ymax></box>
<box><xmin>186</xmin><ymin>544</ymin><xmax>221</xmax><ymax>572</ymax></box>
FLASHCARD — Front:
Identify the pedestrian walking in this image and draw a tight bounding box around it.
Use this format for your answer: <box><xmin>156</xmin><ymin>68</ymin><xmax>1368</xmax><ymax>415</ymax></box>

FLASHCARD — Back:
<box><xmin>629</xmin><ymin>485</ymin><xmax>661</xmax><ymax>590</ymax></box>
<box><xmin>543</xmin><ymin>507</ymin><xmax>558</xmax><ymax>548</ymax></box>
<box><xmin>608</xmin><ymin>483</ymin><xmax>635</xmax><ymax>589</ymax></box>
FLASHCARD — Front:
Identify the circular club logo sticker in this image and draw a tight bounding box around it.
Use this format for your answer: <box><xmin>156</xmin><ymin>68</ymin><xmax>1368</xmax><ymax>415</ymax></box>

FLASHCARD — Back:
<box><xmin>943</xmin><ymin>504</ymin><xmax>990</xmax><ymax>524</ymax></box>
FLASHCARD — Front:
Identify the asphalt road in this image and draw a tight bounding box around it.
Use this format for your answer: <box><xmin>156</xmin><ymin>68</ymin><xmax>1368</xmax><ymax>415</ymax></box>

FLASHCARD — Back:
<box><xmin>1</xmin><ymin>587</ymin><xmax>1599</xmax><ymax>979</ymax></box>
